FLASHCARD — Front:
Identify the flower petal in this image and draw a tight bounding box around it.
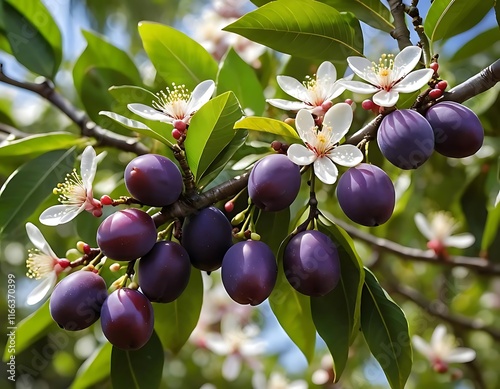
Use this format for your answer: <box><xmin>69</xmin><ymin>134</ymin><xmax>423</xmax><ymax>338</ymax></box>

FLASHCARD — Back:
<box><xmin>26</xmin><ymin>272</ymin><xmax>57</xmax><ymax>305</ymax></box>
<box><xmin>346</xmin><ymin>56</ymin><xmax>373</xmax><ymax>81</ymax></box>
<box><xmin>127</xmin><ymin>103</ymin><xmax>170</xmax><ymax>122</ymax></box>
<box><xmin>314</xmin><ymin>157</ymin><xmax>338</xmax><ymax>184</ymax></box>
<box><xmin>323</xmin><ymin>102</ymin><xmax>353</xmax><ymax>142</ymax></box>
<box><xmin>317</xmin><ymin>61</ymin><xmax>337</xmax><ymax>86</ymax></box>
<box><xmin>443</xmin><ymin>233</ymin><xmax>475</xmax><ymax>249</ymax></box>
<box><xmin>204</xmin><ymin>333</ymin><xmax>231</xmax><ymax>355</ymax></box>
<box><xmin>394</xmin><ymin>46</ymin><xmax>422</xmax><ymax>75</ymax></box>
<box><xmin>80</xmin><ymin>146</ymin><xmax>97</xmax><ymax>188</ymax></box>
<box><xmin>329</xmin><ymin>145</ymin><xmax>363</xmax><ymax>167</ymax></box>
<box><xmin>240</xmin><ymin>339</ymin><xmax>266</xmax><ymax>357</ymax></box>
<box><xmin>338</xmin><ymin>80</ymin><xmax>379</xmax><ymax>94</ymax></box>
<box><xmin>324</xmin><ymin>73</ymin><xmax>354</xmax><ymax>101</ymax></box>
<box><xmin>373</xmin><ymin>89</ymin><xmax>399</xmax><ymax>107</ymax></box>
<box><xmin>266</xmin><ymin>99</ymin><xmax>308</xmax><ymax>111</ymax></box>
<box><xmin>414</xmin><ymin>213</ymin><xmax>434</xmax><ymax>241</ymax></box>
<box><xmin>276</xmin><ymin>75</ymin><xmax>309</xmax><ymax>102</ymax></box>
<box><xmin>222</xmin><ymin>354</ymin><xmax>242</xmax><ymax>381</ymax></box>
<box><xmin>25</xmin><ymin>222</ymin><xmax>57</xmax><ymax>258</ymax></box>
<box><xmin>39</xmin><ymin>205</ymin><xmax>83</xmax><ymax>226</ymax></box>
<box><xmin>287</xmin><ymin>144</ymin><xmax>316</xmax><ymax>166</ymax></box>
<box><xmin>444</xmin><ymin>347</ymin><xmax>476</xmax><ymax>363</ymax></box>
<box><xmin>431</xmin><ymin>324</ymin><xmax>447</xmax><ymax>348</ymax></box>
<box><xmin>393</xmin><ymin>69</ymin><xmax>434</xmax><ymax>93</ymax></box>
<box><xmin>186</xmin><ymin>80</ymin><xmax>215</xmax><ymax>113</ymax></box>
<box><xmin>412</xmin><ymin>335</ymin><xmax>433</xmax><ymax>359</ymax></box>
<box><xmin>295</xmin><ymin>109</ymin><xmax>316</xmax><ymax>142</ymax></box>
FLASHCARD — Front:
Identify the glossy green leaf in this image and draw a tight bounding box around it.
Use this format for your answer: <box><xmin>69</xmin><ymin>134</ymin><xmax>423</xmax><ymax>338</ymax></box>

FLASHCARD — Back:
<box><xmin>3</xmin><ymin>301</ymin><xmax>53</xmax><ymax>361</ymax></box>
<box><xmin>234</xmin><ymin>117</ymin><xmax>300</xmax><ymax>140</ymax></box>
<box><xmin>256</xmin><ymin>208</ymin><xmax>290</xmax><ymax>255</ymax></box>
<box><xmin>321</xmin><ymin>0</ymin><xmax>394</xmax><ymax>32</ymax></box>
<box><xmin>218</xmin><ymin>48</ymin><xmax>265</xmax><ymax>116</ymax></box>
<box><xmin>481</xmin><ymin>203</ymin><xmax>500</xmax><ymax>252</ymax></box>
<box><xmin>269</xmin><ymin>235</ymin><xmax>316</xmax><ymax>364</ymax></box>
<box><xmin>153</xmin><ymin>269</ymin><xmax>203</xmax><ymax>354</ymax></box>
<box><xmin>108</xmin><ymin>85</ymin><xmax>157</xmax><ymax>105</ymax></box>
<box><xmin>424</xmin><ymin>0</ymin><xmax>495</xmax><ymax>43</ymax></box>
<box><xmin>450</xmin><ymin>28</ymin><xmax>500</xmax><ymax>62</ymax></box>
<box><xmin>99</xmin><ymin>110</ymin><xmax>173</xmax><ymax>146</ymax></box>
<box><xmin>198</xmin><ymin>129</ymin><xmax>248</xmax><ymax>190</ymax></box>
<box><xmin>361</xmin><ymin>269</ymin><xmax>412</xmax><ymax>389</ymax></box>
<box><xmin>185</xmin><ymin>91</ymin><xmax>242</xmax><ymax>180</ymax></box>
<box><xmin>224</xmin><ymin>0</ymin><xmax>363</xmax><ymax>61</ymax></box>
<box><xmin>70</xmin><ymin>342</ymin><xmax>112</xmax><ymax>389</ymax></box>
<box><xmin>111</xmin><ymin>331</ymin><xmax>163</xmax><ymax>389</ymax></box>
<box><xmin>138</xmin><ymin>22</ymin><xmax>218</xmax><ymax>90</ymax></box>
<box><xmin>1</xmin><ymin>0</ymin><xmax>62</xmax><ymax>78</ymax></box>
<box><xmin>312</xmin><ymin>217</ymin><xmax>365</xmax><ymax>380</ymax></box>
<box><xmin>0</xmin><ymin>133</ymin><xmax>83</xmax><ymax>157</ymax></box>
<box><xmin>0</xmin><ymin>148</ymin><xmax>76</xmax><ymax>236</ymax></box>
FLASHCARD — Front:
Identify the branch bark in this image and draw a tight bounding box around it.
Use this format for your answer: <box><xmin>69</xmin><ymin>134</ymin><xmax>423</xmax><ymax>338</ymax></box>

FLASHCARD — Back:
<box><xmin>0</xmin><ymin>64</ymin><xmax>149</xmax><ymax>155</ymax></box>
<box><xmin>388</xmin><ymin>0</ymin><xmax>413</xmax><ymax>50</ymax></box>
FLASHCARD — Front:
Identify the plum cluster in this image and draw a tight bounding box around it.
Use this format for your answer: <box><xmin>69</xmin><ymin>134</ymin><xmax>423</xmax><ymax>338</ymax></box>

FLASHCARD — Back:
<box><xmin>378</xmin><ymin>102</ymin><xmax>484</xmax><ymax>170</ymax></box>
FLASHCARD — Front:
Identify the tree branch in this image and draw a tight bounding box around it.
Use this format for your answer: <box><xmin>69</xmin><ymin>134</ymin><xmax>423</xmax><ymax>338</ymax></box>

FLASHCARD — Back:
<box><xmin>441</xmin><ymin>59</ymin><xmax>500</xmax><ymax>104</ymax></box>
<box><xmin>0</xmin><ymin>122</ymin><xmax>30</xmax><ymax>139</ymax></box>
<box><xmin>388</xmin><ymin>0</ymin><xmax>413</xmax><ymax>50</ymax></box>
<box><xmin>329</xmin><ymin>216</ymin><xmax>500</xmax><ymax>275</ymax></box>
<box><xmin>391</xmin><ymin>283</ymin><xmax>500</xmax><ymax>342</ymax></box>
<box><xmin>0</xmin><ymin>64</ymin><xmax>149</xmax><ymax>155</ymax></box>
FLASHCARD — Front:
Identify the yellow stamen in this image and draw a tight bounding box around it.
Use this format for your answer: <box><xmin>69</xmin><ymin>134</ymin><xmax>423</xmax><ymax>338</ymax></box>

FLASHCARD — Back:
<box><xmin>26</xmin><ymin>250</ymin><xmax>55</xmax><ymax>280</ymax></box>
<box><xmin>152</xmin><ymin>83</ymin><xmax>191</xmax><ymax>112</ymax></box>
<box><xmin>53</xmin><ymin>169</ymin><xmax>86</xmax><ymax>206</ymax></box>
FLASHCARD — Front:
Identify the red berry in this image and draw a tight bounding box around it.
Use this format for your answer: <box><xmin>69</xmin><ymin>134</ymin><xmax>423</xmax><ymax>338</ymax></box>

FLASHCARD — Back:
<box><xmin>361</xmin><ymin>99</ymin><xmax>374</xmax><ymax>110</ymax></box>
<box><xmin>173</xmin><ymin>120</ymin><xmax>187</xmax><ymax>132</ymax></box>
<box><xmin>172</xmin><ymin>129</ymin><xmax>182</xmax><ymax>140</ymax></box>
<box><xmin>83</xmin><ymin>243</ymin><xmax>91</xmax><ymax>255</ymax></box>
<box><xmin>436</xmin><ymin>80</ymin><xmax>448</xmax><ymax>91</ymax></box>
<box><xmin>92</xmin><ymin>208</ymin><xmax>103</xmax><ymax>217</ymax></box>
<box><xmin>428</xmin><ymin>89</ymin><xmax>443</xmax><ymax>99</ymax></box>
<box><xmin>321</xmin><ymin>100</ymin><xmax>333</xmax><ymax>111</ymax></box>
<box><xmin>224</xmin><ymin>201</ymin><xmax>235</xmax><ymax>213</ymax></box>
<box><xmin>344</xmin><ymin>98</ymin><xmax>354</xmax><ymax>106</ymax></box>
<box><xmin>100</xmin><ymin>195</ymin><xmax>113</xmax><ymax>206</ymax></box>
<box><xmin>430</xmin><ymin>62</ymin><xmax>439</xmax><ymax>73</ymax></box>
<box><xmin>271</xmin><ymin>140</ymin><xmax>282</xmax><ymax>151</ymax></box>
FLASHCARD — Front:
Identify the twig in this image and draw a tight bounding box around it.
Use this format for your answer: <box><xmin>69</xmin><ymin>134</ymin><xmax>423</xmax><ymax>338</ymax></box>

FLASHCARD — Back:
<box><xmin>0</xmin><ymin>122</ymin><xmax>30</xmax><ymax>138</ymax></box>
<box><xmin>388</xmin><ymin>0</ymin><xmax>413</xmax><ymax>50</ymax></box>
<box><xmin>0</xmin><ymin>64</ymin><xmax>149</xmax><ymax>155</ymax></box>
<box><xmin>329</xmin><ymin>216</ymin><xmax>500</xmax><ymax>276</ymax></box>
<box><xmin>405</xmin><ymin>1</ymin><xmax>431</xmax><ymax>66</ymax></box>
<box><xmin>391</xmin><ymin>283</ymin><xmax>500</xmax><ymax>342</ymax></box>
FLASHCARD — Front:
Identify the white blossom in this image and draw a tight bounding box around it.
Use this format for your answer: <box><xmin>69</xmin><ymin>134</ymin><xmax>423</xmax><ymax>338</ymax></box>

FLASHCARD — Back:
<box><xmin>39</xmin><ymin>146</ymin><xmax>102</xmax><ymax>226</ymax></box>
<box><xmin>267</xmin><ymin>61</ymin><xmax>351</xmax><ymax>117</ymax></box>
<box><xmin>340</xmin><ymin>46</ymin><xmax>433</xmax><ymax>107</ymax></box>
<box><xmin>25</xmin><ymin>223</ymin><xmax>70</xmax><ymax>305</ymax></box>
<box><xmin>412</xmin><ymin>324</ymin><xmax>476</xmax><ymax>373</ymax></box>
<box><xmin>287</xmin><ymin>103</ymin><xmax>363</xmax><ymax>184</ymax></box>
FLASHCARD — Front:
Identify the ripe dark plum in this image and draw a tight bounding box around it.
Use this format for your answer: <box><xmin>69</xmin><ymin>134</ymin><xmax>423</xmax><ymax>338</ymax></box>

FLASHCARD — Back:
<box><xmin>139</xmin><ymin>241</ymin><xmax>191</xmax><ymax>303</ymax></box>
<box><xmin>49</xmin><ymin>271</ymin><xmax>107</xmax><ymax>330</ymax></box>
<box><xmin>248</xmin><ymin>154</ymin><xmax>301</xmax><ymax>212</ymax></box>
<box><xmin>425</xmin><ymin>101</ymin><xmax>484</xmax><ymax>158</ymax></box>
<box><xmin>336</xmin><ymin>163</ymin><xmax>395</xmax><ymax>226</ymax></box>
<box><xmin>377</xmin><ymin>109</ymin><xmax>434</xmax><ymax>169</ymax></box>
<box><xmin>182</xmin><ymin>206</ymin><xmax>233</xmax><ymax>272</ymax></box>
<box><xmin>97</xmin><ymin>208</ymin><xmax>157</xmax><ymax>261</ymax></box>
<box><xmin>124</xmin><ymin>154</ymin><xmax>183</xmax><ymax>206</ymax></box>
<box><xmin>100</xmin><ymin>288</ymin><xmax>154</xmax><ymax>350</ymax></box>
<box><xmin>283</xmin><ymin>230</ymin><xmax>340</xmax><ymax>296</ymax></box>
<box><xmin>221</xmin><ymin>240</ymin><xmax>277</xmax><ymax>306</ymax></box>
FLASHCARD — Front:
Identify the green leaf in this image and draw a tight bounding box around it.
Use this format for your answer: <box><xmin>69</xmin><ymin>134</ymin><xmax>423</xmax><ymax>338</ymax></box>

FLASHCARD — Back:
<box><xmin>0</xmin><ymin>132</ymin><xmax>83</xmax><ymax>157</ymax></box>
<box><xmin>198</xmin><ymin>129</ymin><xmax>248</xmax><ymax>190</ymax></box>
<box><xmin>424</xmin><ymin>0</ymin><xmax>495</xmax><ymax>43</ymax></box>
<box><xmin>138</xmin><ymin>22</ymin><xmax>218</xmax><ymax>90</ymax></box>
<box><xmin>1</xmin><ymin>0</ymin><xmax>62</xmax><ymax>78</ymax></box>
<box><xmin>234</xmin><ymin>117</ymin><xmax>300</xmax><ymax>140</ymax></box>
<box><xmin>3</xmin><ymin>301</ymin><xmax>53</xmax><ymax>361</ymax></box>
<box><xmin>70</xmin><ymin>342</ymin><xmax>112</xmax><ymax>389</ymax></box>
<box><xmin>108</xmin><ymin>85</ymin><xmax>158</xmax><ymax>105</ymax></box>
<box><xmin>269</xmin><ymin>236</ymin><xmax>316</xmax><ymax>364</ymax></box>
<box><xmin>320</xmin><ymin>0</ymin><xmax>394</xmax><ymax>33</ymax></box>
<box><xmin>0</xmin><ymin>148</ymin><xmax>76</xmax><ymax>236</ymax></box>
<box><xmin>111</xmin><ymin>331</ymin><xmax>163</xmax><ymax>389</ymax></box>
<box><xmin>185</xmin><ymin>91</ymin><xmax>242</xmax><ymax>180</ymax></box>
<box><xmin>481</xmin><ymin>203</ymin><xmax>500</xmax><ymax>252</ymax></box>
<box><xmin>218</xmin><ymin>48</ymin><xmax>265</xmax><ymax>116</ymax></box>
<box><xmin>496</xmin><ymin>0</ymin><xmax>500</xmax><ymax>28</ymax></box>
<box><xmin>99</xmin><ymin>111</ymin><xmax>173</xmax><ymax>146</ymax></box>
<box><xmin>313</xmin><ymin>216</ymin><xmax>365</xmax><ymax>380</ymax></box>
<box><xmin>153</xmin><ymin>269</ymin><xmax>203</xmax><ymax>354</ymax></box>
<box><xmin>450</xmin><ymin>28</ymin><xmax>500</xmax><ymax>62</ymax></box>
<box><xmin>361</xmin><ymin>269</ymin><xmax>412</xmax><ymax>389</ymax></box>
<box><xmin>224</xmin><ymin>0</ymin><xmax>363</xmax><ymax>61</ymax></box>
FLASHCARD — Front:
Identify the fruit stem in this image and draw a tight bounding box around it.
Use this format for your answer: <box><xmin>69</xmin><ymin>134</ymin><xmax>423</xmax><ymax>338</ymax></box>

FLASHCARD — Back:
<box><xmin>172</xmin><ymin>144</ymin><xmax>197</xmax><ymax>196</ymax></box>
<box><xmin>158</xmin><ymin>220</ymin><xmax>175</xmax><ymax>241</ymax></box>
